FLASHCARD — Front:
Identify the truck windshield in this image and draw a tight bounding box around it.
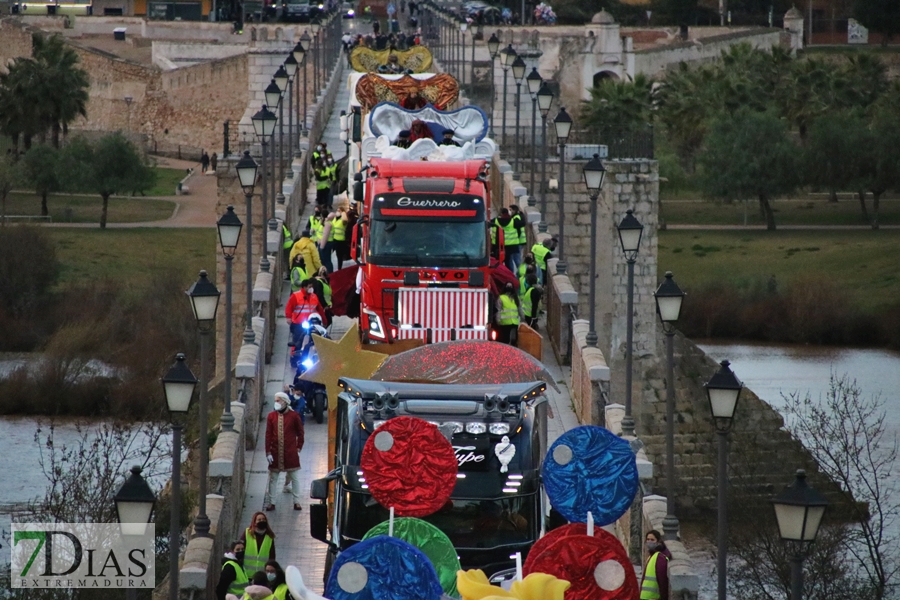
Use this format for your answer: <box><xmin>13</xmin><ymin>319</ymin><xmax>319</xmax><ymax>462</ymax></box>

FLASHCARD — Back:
<box><xmin>369</xmin><ymin>220</ymin><xmax>487</xmax><ymax>267</ymax></box>
<box><xmin>342</xmin><ymin>490</ymin><xmax>538</xmax><ymax>549</ymax></box>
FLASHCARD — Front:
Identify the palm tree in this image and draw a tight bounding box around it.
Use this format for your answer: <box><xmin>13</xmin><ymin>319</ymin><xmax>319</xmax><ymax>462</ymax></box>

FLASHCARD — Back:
<box><xmin>31</xmin><ymin>34</ymin><xmax>89</xmax><ymax>148</ymax></box>
<box><xmin>0</xmin><ymin>58</ymin><xmax>48</xmax><ymax>151</ymax></box>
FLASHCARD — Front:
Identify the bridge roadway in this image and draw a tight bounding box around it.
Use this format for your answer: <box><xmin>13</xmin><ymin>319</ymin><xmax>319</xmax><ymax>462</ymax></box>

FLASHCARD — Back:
<box><xmin>237</xmin><ymin>57</ymin><xmax>581</xmax><ymax>595</ymax></box>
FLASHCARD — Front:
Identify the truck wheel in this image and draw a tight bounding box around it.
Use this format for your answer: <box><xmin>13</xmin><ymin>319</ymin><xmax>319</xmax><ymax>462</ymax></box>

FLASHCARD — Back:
<box><xmin>313</xmin><ymin>392</ymin><xmax>325</xmax><ymax>424</ymax></box>
<box><xmin>323</xmin><ymin>547</ymin><xmax>336</xmax><ymax>585</ymax></box>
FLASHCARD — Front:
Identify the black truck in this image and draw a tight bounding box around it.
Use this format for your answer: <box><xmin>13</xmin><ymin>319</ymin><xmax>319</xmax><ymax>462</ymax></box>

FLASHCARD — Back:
<box><xmin>309</xmin><ymin>377</ymin><xmax>550</xmax><ymax>582</ymax></box>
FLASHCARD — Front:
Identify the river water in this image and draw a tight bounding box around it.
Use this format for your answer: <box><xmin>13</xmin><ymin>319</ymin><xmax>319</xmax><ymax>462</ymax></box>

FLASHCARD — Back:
<box><xmin>691</xmin><ymin>341</ymin><xmax>900</xmax><ymax>599</ymax></box>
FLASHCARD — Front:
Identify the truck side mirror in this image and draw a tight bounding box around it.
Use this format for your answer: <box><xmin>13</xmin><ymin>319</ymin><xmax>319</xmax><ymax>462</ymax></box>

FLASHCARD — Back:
<box><xmin>309</xmin><ymin>503</ymin><xmax>328</xmax><ymax>543</ymax></box>
<box><xmin>310</xmin><ymin>477</ymin><xmax>330</xmax><ymax>500</ymax></box>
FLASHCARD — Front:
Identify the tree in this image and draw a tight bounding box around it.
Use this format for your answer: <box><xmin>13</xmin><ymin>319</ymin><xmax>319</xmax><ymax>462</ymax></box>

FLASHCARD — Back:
<box><xmin>581</xmin><ymin>73</ymin><xmax>654</xmax><ymax>131</ymax></box>
<box><xmin>31</xmin><ymin>33</ymin><xmax>89</xmax><ymax>149</ymax></box>
<box><xmin>655</xmin><ymin>62</ymin><xmax>720</xmax><ymax>172</ymax></box>
<box><xmin>697</xmin><ymin>109</ymin><xmax>800</xmax><ymax>230</ymax></box>
<box><xmin>0</xmin><ymin>153</ymin><xmax>19</xmax><ymax>223</ymax></box>
<box><xmin>804</xmin><ymin>111</ymin><xmax>870</xmax><ymax>209</ymax></box>
<box><xmin>858</xmin><ymin>108</ymin><xmax>900</xmax><ymax>230</ymax></box>
<box><xmin>60</xmin><ymin>133</ymin><xmax>156</xmax><ymax>229</ymax></box>
<box><xmin>22</xmin><ymin>144</ymin><xmax>61</xmax><ymax>217</ymax></box>
<box><xmin>0</xmin><ymin>58</ymin><xmax>48</xmax><ymax>151</ymax></box>
<box><xmin>854</xmin><ymin>0</ymin><xmax>900</xmax><ymax>46</ymax></box>
<box><xmin>781</xmin><ymin>374</ymin><xmax>900</xmax><ymax>599</ymax></box>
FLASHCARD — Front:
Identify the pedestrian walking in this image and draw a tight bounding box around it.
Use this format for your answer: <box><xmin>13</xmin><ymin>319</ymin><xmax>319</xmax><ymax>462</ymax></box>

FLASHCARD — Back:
<box><xmin>289</xmin><ymin>254</ymin><xmax>309</xmax><ymax>293</ymax></box>
<box><xmin>210</xmin><ymin>151</ymin><xmax>218</xmax><ymax>172</ymax></box>
<box><xmin>530</xmin><ymin>237</ymin><xmax>554</xmax><ymax>285</ymax></box>
<box><xmin>408</xmin><ymin>0</ymin><xmax>416</xmax><ymax>15</ymax></box>
<box><xmin>201</xmin><ymin>150</ymin><xmax>210</xmax><ymax>173</ymax></box>
<box><xmin>640</xmin><ymin>530</ymin><xmax>671</xmax><ymax>600</ymax></box>
<box><xmin>281</xmin><ymin>223</ymin><xmax>293</xmax><ymax>280</ymax></box>
<box><xmin>330</xmin><ymin>207</ymin><xmax>351</xmax><ymax>270</ymax></box>
<box><xmin>290</xmin><ymin>228</ymin><xmax>323</xmax><ymax>277</ymax></box>
<box><xmin>264</xmin><ymin>392</ymin><xmax>305</xmax><ymax>511</ymax></box>
<box><xmin>215</xmin><ymin>540</ymin><xmax>249</xmax><ymax>600</ymax></box>
<box><xmin>521</xmin><ymin>273</ymin><xmax>542</xmax><ymax>329</ymax></box>
<box><xmin>314</xmin><ymin>159</ymin><xmax>331</xmax><ymax>207</ymax></box>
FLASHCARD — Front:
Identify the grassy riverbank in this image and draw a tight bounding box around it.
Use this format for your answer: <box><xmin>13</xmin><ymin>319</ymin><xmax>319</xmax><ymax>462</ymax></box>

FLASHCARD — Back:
<box><xmin>659</xmin><ymin>229</ymin><xmax>900</xmax><ymax>346</ymax></box>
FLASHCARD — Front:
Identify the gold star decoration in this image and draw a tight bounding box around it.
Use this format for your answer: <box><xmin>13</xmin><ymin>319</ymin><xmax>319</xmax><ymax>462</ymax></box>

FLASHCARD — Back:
<box><xmin>299</xmin><ymin>322</ymin><xmax>387</xmax><ymax>474</ymax></box>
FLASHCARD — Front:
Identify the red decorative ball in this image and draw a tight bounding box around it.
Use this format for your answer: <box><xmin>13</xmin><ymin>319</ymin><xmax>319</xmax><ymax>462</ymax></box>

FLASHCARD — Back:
<box><xmin>361</xmin><ymin>416</ymin><xmax>458</xmax><ymax>517</ymax></box>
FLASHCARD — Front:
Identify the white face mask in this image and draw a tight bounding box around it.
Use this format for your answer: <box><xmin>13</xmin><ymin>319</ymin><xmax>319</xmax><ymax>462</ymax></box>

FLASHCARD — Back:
<box><xmin>266</xmin><ymin>572</ymin><xmax>276</xmax><ymax>582</ymax></box>
<box><xmin>274</xmin><ymin>401</ymin><xmax>284</xmax><ymax>412</ymax></box>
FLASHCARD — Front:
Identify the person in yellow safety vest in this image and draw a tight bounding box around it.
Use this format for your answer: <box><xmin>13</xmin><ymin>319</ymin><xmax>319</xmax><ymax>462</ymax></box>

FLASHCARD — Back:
<box><xmin>494</xmin><ymin>282</ymin><xmax>521</xmax><ymax>346</ymax></box>
<box><xmin>315</xmin><ymin>266</ymin><xmax>333</xmax><ymax>308</ymax></box>
<box><xmin>530</xmin><ymin>237</ymin><xmax>556</xmax><ymax>285</ymax></box>
<box><xmin>314</xmin><ymin>159</ymin><xmax>331</xmax><ymax>207</ymax></box>
<box><xmin>281</xmin><ymin>223</ymin><xmax>293</xmax><ymax>281</ymax></box>
<box><xmin>521</xmin><ymin>273</ymin><xmax>543</xmax><ymax>329</ymax></box>
<box><xmin>289</xmin><ymin>254</ymin><xmax>308</xmax><ymax>293</ymax></box>
<box><xmin>326</xmin><ymin>156</ymin><xmax>339</xmax><ymax>207</ymax></box>
<box><xmin>307</xmin><ymin>206</ymin><xmax>326</xmax><ymax>244</ymax></box>
<box><xmin>240</xmin><ymin>512</ymin><xmax>276</xmax><ymax>577</ymax></box>
<box><xmin>290</xmin><ymin>229</ymin><xmax>323</xmax><ymax>276</ymax></box>
<box><xmin>263</xmin><ymin>560</ymin><xmax>291</xmax><ymax>600</ymax></box>
<box><xmin>311</xmin><ymin>142</ymin><xmax>332</xmax><ymax>165</ymax></box>
<box><xmin>493</xmin><ymin>207</ymin><xmax>524</xmax><ymax>274</ymax></box>
<box><xmin>518</xmin><ymin>253</ymin><xmax>535</xmax><ymax>294</ymax></box>
<box><xmin>329</xmin><ymin>207</ymin><xmax>350</xmax><ymax>270</ymax></box>
<box><xmin>215</xmin><ymin>540</ymin><xmax>249</xmax><ymax>600</ymax></box>
<box><xmin>641</xmin><ymin>529</ymin><xmax>671</xmax><ymax>600</ymax></box>
<box><xmin>509</xmin><ymin>203</ymin><xmax>526</xmax><ymax>266</ymax></box>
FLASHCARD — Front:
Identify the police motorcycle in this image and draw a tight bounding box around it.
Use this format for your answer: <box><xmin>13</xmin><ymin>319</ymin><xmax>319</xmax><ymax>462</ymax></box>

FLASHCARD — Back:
<box><xmin>290</xmin><ymin>313</ymin><xmax>328</xmax><ymax>424</ymax></box>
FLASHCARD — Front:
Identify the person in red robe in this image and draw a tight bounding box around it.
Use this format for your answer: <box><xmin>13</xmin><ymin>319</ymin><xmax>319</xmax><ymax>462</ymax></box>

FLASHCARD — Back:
<box><xmin>401</xmin><ymin>89</ymin><xmax>427</xmax><ymax>110</ymax></box>
<box><xmin>264</xmin><ymin>393</ymin><xmax>305</xmax><ymax>511</ymax></box>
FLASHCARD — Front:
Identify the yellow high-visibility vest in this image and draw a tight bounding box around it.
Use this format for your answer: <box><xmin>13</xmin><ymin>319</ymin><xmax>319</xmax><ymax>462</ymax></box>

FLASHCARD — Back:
<box><xmin>497</xmin><ymin>294</ymin><xmax>520</xmax><ymax>325</ymax></box>
<box><xmin>640</xmin><ymin>552</ymin><xmax>669</xmax><ymax>599</ymax></box>
<box><xmin>243</xmin><ymin>529</ymin><xmax>273</xmax><ymax>575</ymax></box>
<box><xmin>223</xmin><ymin>560</ymin><xmax>249</xmax><ymax>597</ymax></box>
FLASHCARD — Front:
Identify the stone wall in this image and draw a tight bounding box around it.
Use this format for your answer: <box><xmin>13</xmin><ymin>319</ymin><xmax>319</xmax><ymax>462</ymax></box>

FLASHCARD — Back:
<box><xmin>0</xmin><ymin>17</ymin><xmax>36</xmax><ymax>72</ymax></box>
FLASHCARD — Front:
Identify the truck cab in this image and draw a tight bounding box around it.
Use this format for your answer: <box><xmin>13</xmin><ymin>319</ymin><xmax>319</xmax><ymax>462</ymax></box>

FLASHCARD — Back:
<box><xmin>310</xmin><ymin>377</ymin><xmax>549</xmax><ymax>581</ymax></box>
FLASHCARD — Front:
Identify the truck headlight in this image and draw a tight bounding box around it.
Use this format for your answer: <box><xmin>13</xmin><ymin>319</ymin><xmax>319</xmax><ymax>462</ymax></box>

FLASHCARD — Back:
<box><xmin>489</xmin><ymin>423</ymin><xmax>510</xmax><ymax>435</ymax></box>
<box><xmin>443</xmin><ymin>421</ymin><xmax>464</xmax><ymax>434</ymax></box>
<box><xmin>364</xmin><ymin>309</ymin><xmax>384</xmax><ymax>339</ymax></box>
<box><xmin>465</xmin><ymin>422</ymin><xmax>486</xmax><ymax>434</ymax></box>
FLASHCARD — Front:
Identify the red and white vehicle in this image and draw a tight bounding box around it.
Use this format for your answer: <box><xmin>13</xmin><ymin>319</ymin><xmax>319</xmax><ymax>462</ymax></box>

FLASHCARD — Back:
<box><xmin>351</xmin><ymin>158</ymin><xmax>503</xmax><ymax>344</ymax></box>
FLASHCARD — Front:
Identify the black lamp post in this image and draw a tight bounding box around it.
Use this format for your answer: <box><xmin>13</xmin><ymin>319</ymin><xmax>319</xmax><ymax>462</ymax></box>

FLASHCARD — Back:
<box><xmin>773</xmin><ymin>470</ymin><xmax>828</xmax><ymax>600</ymax></box>
<box><xmin>470</xmin><ymin>25</ymin><xmax>477</xmax><ymax>93</ymax></box>
<box><xmin>236</xmin><ymin>150</ymin><xmax>259</xmax><ymax>345</ymax></box>
<box><xmin>284</xmin><ymin>54</ymin><xmax>298</xmax><ymax>155</ymax></box>
<box><xmin>310</xmin><ymin>19</ymin><xmax>321</xmax><ymax>96</ymax></box>
<box><xmin>216</xmin><ymin>206</ymin><xmax>242</xmax><ymax>433</ymax></box>
<box><xmin>553</xmin><ymin>107</ymin><xmax>572</xmax><ymax>274</ymax></box>
<box><xmin>511</xmin><ymin>55</ymin><xmax>526</xmax><ymax>175</ymax></box>
<box><xmin>460</xmin><ymin>20</ymin><xmax>468</xmax><ymax>86</ymax></box>
<box><xmin>185</xmin><ymin>270</ymin><xmax>220</xmax><ymax>539</ymax></box>
<box><xmin>161</xmin><ymin>353</ymin><xmax>197</xmax><ymax>600</ymax></box>
<box><xmin>582</xmin><ymin>154</ymin><xmax>606</xmax><ymax>348</ymax></box>
<box><xmin>499</xmin><ymin>44</ymin><xmax>516</xmax><ymax>147</ymax></box>
<box><xmin>617</xmin><ymin>208</ymin><xmax>643</xmax><ymax>436</ymax></box>
<box><xmin>705</xmin><ymin>359</ymin><xmax>743</xmax><ymax>600</ymax></box>
<box><xmin>272</xmin><ymin>67</ymin><xmax>289</xmax><ymax>221</ymax></box>
<box><xmin>487</xmin><ymin>34</ymin><xmax>500</xmax><ymax>137</ymax></box>
<box><xmin>526</xmin><ymin>67</ymin><xmax>542</xmax><ymax>199</ymax></box>
<box><xmin>264</xmin><ymin>82</ymin><xmax>281</xmax><ymax>229</ymax></box>
<box><xmin>252</xmin><ymin>102</ymin><xmax>277</xmax><ymax>273</ymax></box>
<box><xmin>114</xmin><ymin>465</ymin><xmax>156</xmax><ymax>536</ymax></box>
<box><xmin>298</xmin><ymin>33</ymin><xmax>310</xmax><ymax>135</ymax></box>
<box><xmin>655</xmin><ymin>271</ymin><xmax>686</xmax><ymax>541</ymax></box>
<box><xmin>115</xmin><ymin>465</ymin><xmax>155</xmax><ymax>600</ymax></box>
<box><xmin>536</xmin><ymin>82</ymin><xmax>552</xmax><ymax>233</ymax></box>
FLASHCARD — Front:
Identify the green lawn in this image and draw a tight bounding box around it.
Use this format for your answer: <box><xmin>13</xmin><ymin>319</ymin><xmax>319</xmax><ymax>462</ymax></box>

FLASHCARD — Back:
<box><xmin>49</xmin><ymin>228</ymin><xmax>216</xmax><ymax>290</ymax></box>
<box><xmin>658</xmin><ymin>230</ymin><xmax>900</xmax><ymax>313</ymax></box>
<box><xmin>661</xmin><ymin>197</ymin><xmax>900</xmax><ymax>227</ymax></box>
<box><xmin>2</xmin><ymin>192</ymin><xmax>175</xmax><ymax>223</ymax></box>
<box><xmin>144</xmin><ymin>166</ymin><xmax>191</xmax><ymax>197</ymax></box>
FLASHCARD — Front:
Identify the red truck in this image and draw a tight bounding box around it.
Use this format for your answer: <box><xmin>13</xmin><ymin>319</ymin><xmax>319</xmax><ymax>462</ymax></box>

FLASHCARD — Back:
<box><xmin>351</xmin><ymin>157</ymin><xmax>505</xmax><ymax>344</ymax></box>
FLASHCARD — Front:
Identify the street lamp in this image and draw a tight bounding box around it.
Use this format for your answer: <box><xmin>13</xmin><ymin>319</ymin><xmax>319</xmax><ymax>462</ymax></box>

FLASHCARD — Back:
<box><xmin>773</xmin><ymin>470</ymin><xmax>828</xmax><ymax>600</ymax></box>
<box><xmin>298</xmin><ymin>33</ymin><xmax>311</xmax><ymax>135</ymax></box>
<box><xmin>526</xmin><ymin>67</ymin><xmax>542</xmax><ymax>198</ymax></box>
<box><xmin>236</xmin><ymin>150</ymin><xmax>258</xmax><ymax>345</ymax></box>
<box><xmin>487</xmin><ymin>34</ymin><xmax>501</xmax><ymax>137</ymax></box>
<box><xmin>273</xmin><ymin>66</ymin><xmax>289</xmax><ymax>195</ymax></box>
<box><xmin>460</xmin><ymin>20</ymin><xmax>468</xmax><ymax>87</ymax></box>
<box><xmin>310</xmin><ymin>19</ymin><xmax>321</xmax><ymax>96</ymax></box>
<box><xmin>161</xmin><ymin>353</ymin><xmax>197</xmax><ymax>600</ymax></box>
<box><xmin>217</xmin><ymin>206</ymin><xmax>242</xmax><ymax>433</ymax></box>
<box><xmin>114</xmin><ymin>465</ymin><xmax>156</xmax><ymax>536</ymax></box>
<box><xmin>511</xmin><ymin>55</ymin><xmax>526</xmax><ymax>175</ymax></box>
<box><xmin>470</xmin><ymin>25</ymin><xmax>477</xmax><ymax>94</ymax></box>
<box><xmin>252</xmin><ymin>103</ymin><xmax>277</xmax><ymax>259</ymax></box>
<box><xmin>499</xmin><ymin>44</ymin><xmax>516</xmax><ymax>147</ymax></box>
<box><xmin>185</xmin><ymin>270</ymin><xmax>220</xmax><ymax>539</ymax></box>
<box><xmin>582</xmin><ymin>154</ymin><xmax>606</xmax><ymax>348</ymax></box>
<box><xmin>654</xmin><ymin>271</ymin><xmax>686</xmax><ymax>541</ymax></box>
<box><xmin>705</xmin><ymin>358</ymin><xmax>743</xmax><ymax>600</ymax></box>
<box><xmin>616</xmin><ymin>208</ymin><xmax>642</xmax><ymax>435</ymax></box>
<box><xmin>536</xmin><ymin>82</ymin><xmax>553</xmax><ymax>233</ymax></box>
<box><xmin>553</xmin><ymin>107</ymin><xmax>572</xmax><ymax>274</ymax></box>
<box><xmin>284</xmin><ymin>54</ymin><xmax>298</xmax><ymax>154</ymax></box>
